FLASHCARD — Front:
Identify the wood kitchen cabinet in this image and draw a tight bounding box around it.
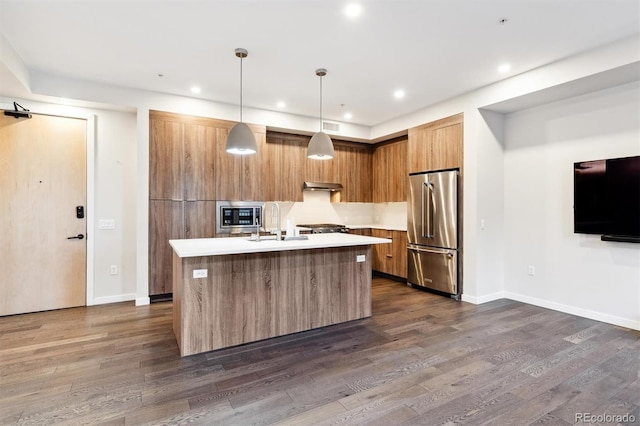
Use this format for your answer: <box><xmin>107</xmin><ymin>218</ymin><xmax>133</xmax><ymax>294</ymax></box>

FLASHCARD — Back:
<box><xmin>371</xmin><ymin>229</ymin><xmax>407</xmax><ymax>279</ymax></box>
<box><xmin>149</xmin><ymin>110</ymin><xmax>265</xmax><ymax>297</ymax></box>
<box><xmin>372</xmin><ymin>138</ymin><xmax>407</xmax><ymax>202</ymax></box>
<box><xmin>408</xmin><ymin>113</ymin><xmax>463</xmax><ymax>174</ymax></box>
<box><xmin>214</xmin><ymin>124</ymin><xmax>267</xmax><ymax>201</ymax></box>
<box><xmin>348</xmin><ymin>228</ymin><xmax>372</xmax><ymax>237</ymax></box>
<box><xmin>264</xmin><ymin>132</ymin><xmax>305</xmax><ymax>202</ymax></box>
<box><xmin>265</xmin><ymin>131</ymin><xmax>372</xmax><ymax>202</ymax></box>
<box><xmin>149</xmin><ymin>200</ymin><xmax>183</xmax><ymax>296</ymax></box>
<box><xmin>149</xmin><ymin>200</ymin><xmax>217</xmax><ymax>296</ymax></box>
<box><xmin>334</xmin><ymin>144</ymin><xmax>372</xmax><ymax>202</ymax></box>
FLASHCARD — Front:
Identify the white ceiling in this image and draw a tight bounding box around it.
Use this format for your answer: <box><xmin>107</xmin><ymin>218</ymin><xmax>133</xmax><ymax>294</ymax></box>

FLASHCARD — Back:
<box><xmin>1</xmin><ymin>0</ymin><xmax>638</xmax><ymax>126</ymax></box>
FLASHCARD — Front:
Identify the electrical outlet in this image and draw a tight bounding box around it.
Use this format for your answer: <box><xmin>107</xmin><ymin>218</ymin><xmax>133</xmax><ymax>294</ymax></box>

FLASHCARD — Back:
<box><xmin>109</xmin><ymin>265</ymin><xmax>118</xmax><ymax>275</ymax></box>
<box><xmin>193</xmin><ymin>269</ymin><xmax>208</xmax><ymax>279</ymax></box>
<box><xmin>527</xmin><ymin>265</ymin><xmax>535</xmax><ymax>276</ymax></box>
<box><xmin>356</xmin><ymin>255</ymin><xmax>366</xmax><ymax>262</ymax></box>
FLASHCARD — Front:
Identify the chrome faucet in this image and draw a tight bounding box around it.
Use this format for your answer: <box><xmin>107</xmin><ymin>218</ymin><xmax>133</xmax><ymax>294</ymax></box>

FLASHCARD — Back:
<box><xmin>268</xmin><ymin>202</ymin><xmax>282</xmax><ymax>240</ymax></box>
<box><xmin>250</xmin><ymin>215</ymin><xmax>261</xmax><ymax>241</ymax></box>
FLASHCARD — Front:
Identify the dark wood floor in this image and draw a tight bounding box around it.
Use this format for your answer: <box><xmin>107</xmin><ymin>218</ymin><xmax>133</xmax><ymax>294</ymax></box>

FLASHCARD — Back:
<box><xmin>1</xmin><ymin>278</ymin><xmax>638</xmax><ymax>425</ymax></box>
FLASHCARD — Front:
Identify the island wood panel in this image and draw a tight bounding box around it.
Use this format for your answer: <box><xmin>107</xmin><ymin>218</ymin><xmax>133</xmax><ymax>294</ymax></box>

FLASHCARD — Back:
<box><xmin>149</xmin><ymin>117</ymin><xmax>184</xmax><ymax>200</ymax></box>
<box><xmin>408</xmin><ymin>113</ymin><xmax>463</xmax><ymax>174</ymax></box>
<box><xmin>174</xmin><ymin>246</ymin><xmax>372</xmax><ymax>356</ymax></box>
<box><xmin>149</xmin><ymin>200</ymin><xmax>184</xmax><ymax>295</ymax></box>
<box><xmin>184</xmin><ymin>124</ymin><xmax>216</xmax><ymax>201</ymax></box>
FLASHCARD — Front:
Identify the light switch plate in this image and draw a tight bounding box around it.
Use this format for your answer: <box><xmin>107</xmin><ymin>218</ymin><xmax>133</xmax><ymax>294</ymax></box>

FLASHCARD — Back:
<box><xmin>356</xmin><ymin>255</ymin><xmax>366</xmax><ymax>262</ymax></box>
<box><xmin>193</xmin><ymin>269</ymin><xmax>208</xmax><ymax>279</ymax></box>
<box><xmin>99</xmin><ymin>219</ymin><xmax>115</xmax><ymax>230</ymax></box>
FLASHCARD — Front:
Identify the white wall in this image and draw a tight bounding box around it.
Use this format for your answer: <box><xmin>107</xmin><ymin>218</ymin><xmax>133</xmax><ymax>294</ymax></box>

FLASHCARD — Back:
<box><xmin>93</xmin><ymin>109</ymin><xmax>138</xmax><ymax>303</ymax></box>
<box><xmin>502</xmin><ymin>81</ymin><xmax>640</xmax><ymax>330</ymax></box>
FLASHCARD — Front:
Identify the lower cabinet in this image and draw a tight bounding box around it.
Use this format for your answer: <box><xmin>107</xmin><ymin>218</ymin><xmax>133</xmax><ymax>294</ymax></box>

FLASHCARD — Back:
<box><xmin>149</xmin><ymin>200</ymin><xmax>216</xmax><ymax>297</ymax></box>
<box><xmin>371</xmin><ymin>229</ymin><xmax>407</xmax><ymax>279</ymax></box>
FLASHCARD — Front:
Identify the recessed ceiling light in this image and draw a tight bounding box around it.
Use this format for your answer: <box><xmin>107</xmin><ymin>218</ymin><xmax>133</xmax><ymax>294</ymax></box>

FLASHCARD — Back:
<box><xmin>344</xmin><ymin>112</ymin><xmax>353</xmax><ymax>120</ymax></box>
<box><xmin>191</xmin><ymin>86</ymin><xmax>201</xmax><ymax>94</ymax></box>
<box><xmin>497</xmin><ymin>64</ymin><xmax>511</xmax><ymax>74</ymax></box>
<box><xmin>276</xmin><ymin>101</ymin><xmax>286</xmax><ymax>108</ymax></box>
<box><xmin>345</xmin><ymin>3</ymin><xmax>362</xmax><ymax>18</ymax></box>
<box><xmin>393</xmin><ymin>89</ymin><xmax>405</xmax><ymax>99</ymax></box>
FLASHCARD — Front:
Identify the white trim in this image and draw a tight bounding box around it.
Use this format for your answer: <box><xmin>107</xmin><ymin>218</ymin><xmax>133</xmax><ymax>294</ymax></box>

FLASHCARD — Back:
<box><xmin>93</xmin><ymin>293</ymin><xmax>137</xmax><ymax>305</ymax></box>
<box><xmin>136</xmin><ymin>297</ymin><xmax>150</xmax><ymax>306</ymax></box>
<box><xmin>85</xmin><ymin>115</ymin><xmax>96</xmax><ymax>306</ymax></box>
<box><xmin>461</xmin><ymin>291</ymin><xmax>505</xmax><ymax>305</ymax></box>
<box><xmin>504</xmin><ymin>291</ymin><xmax>640</xmax><ymax>331</ymax></box>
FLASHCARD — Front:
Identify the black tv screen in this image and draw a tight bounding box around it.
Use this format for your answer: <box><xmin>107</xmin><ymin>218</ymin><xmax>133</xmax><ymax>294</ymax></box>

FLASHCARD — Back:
<box><xmin>574</xmin><ymin>155</ymin><xmax>640</xmax><ymax>242</ymax></box>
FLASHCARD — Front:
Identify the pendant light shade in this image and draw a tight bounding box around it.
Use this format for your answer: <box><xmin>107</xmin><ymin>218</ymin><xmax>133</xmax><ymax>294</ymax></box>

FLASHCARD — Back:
<box><xmin>226</xmin><ymin>48</ymin><xmax>257</xmax><ymax>155</ymax></box>
<box><xmin>308</xmin><ymin>68</ymin><xmax>334</xmax><ymax>160</ymax></box>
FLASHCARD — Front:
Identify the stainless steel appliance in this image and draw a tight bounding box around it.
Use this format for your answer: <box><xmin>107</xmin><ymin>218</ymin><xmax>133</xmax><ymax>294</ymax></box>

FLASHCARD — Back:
<box><xmin>297</xmin><ymin>223</ymin><xmax>350</xmax><ymax>233</ymax></box>
<box><xmin>216</xmin><ymin>201</ymin><xmax>263</xmax><ymax>234</ymax></box>
<box><xmin>407</xmin><ymin>169</ymin><xmax>460</xmax><ymax>298</ymax></box>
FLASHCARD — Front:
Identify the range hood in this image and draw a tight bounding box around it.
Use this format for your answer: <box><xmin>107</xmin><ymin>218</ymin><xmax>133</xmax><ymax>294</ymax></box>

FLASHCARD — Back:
<box><xmin>303</xmin><ymin>181</ymin><xmax>343</xmax><ymax>192</ymax></box>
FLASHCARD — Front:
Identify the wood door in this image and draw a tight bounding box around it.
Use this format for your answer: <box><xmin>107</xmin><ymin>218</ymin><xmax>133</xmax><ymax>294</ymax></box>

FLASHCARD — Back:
<box><xmin>149</xmin><ymin>200</ymin><xmax>183</xmax><ymax>296</ymax></box>
<box><xmin>184</xmin><ymin>123</ymin><xmax>216</xmax><ymax>201</ymax></box>
<box><xmin>149</xmin><ymin>116</ymin><xmax>184</xmax><ymax>200</ymax></box>
<box><xmin>408</xmin><ymin>113</ymin><xmax>463</xmax><ymax>173</ymax></box>
<box><xmin>372</xmin><ymin>144</ymin><xmax>390</xmax><ymax>202</ymax></box>
<box><xmin>0</xmin><ymin>114</ymin><xmax>87</xmax><ymax>316</ymax></box>
<box><xmin>389</xmin><ymin>140</ymin><xmax>407</xmax><ymax>202</ymax></box>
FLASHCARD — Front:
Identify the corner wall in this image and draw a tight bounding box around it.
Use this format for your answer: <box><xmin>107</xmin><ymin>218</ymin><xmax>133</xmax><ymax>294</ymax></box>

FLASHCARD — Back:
<box><xmin>502</xmin><ymin>81</ymin><xmax>640</xmax><ymax>330</ymax></box>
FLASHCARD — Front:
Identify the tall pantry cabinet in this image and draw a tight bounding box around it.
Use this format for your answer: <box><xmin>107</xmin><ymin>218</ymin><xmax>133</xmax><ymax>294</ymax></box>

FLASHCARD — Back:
<box><xmin>148</xmin><ymin>111</ymin><xmax>266</xmax><ymax>297</ymax></box>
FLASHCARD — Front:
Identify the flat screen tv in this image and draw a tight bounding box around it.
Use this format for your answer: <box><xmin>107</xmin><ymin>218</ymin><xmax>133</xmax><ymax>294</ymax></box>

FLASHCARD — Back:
<box><xmin>574</xmin><ymin>155</ymin><xmax>640</xmax><ymax>243</ymax></box>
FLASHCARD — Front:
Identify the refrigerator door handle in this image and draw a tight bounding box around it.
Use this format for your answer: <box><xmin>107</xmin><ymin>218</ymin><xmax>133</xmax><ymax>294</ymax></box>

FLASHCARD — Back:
<box><xmin>422</xmin><ymin>182</ymin><xmax>434</xmax><ymax>238</ymax></box>
<box><xmin>408</xmin><ymin>244</ymin><xmax>454</xmax><ymax>255</ymax></box>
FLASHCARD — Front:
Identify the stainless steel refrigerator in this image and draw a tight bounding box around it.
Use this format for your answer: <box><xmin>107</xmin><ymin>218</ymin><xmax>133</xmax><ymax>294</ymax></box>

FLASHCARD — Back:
<box><xmin>407</xmin><ymin>169</ymin><xmax>460</xmax><ymax>298</ymax></box>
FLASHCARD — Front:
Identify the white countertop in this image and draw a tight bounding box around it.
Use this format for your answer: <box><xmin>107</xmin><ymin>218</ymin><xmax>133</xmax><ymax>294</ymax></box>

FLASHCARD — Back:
<box><xmin>170</xmin><ymin>233</ymin><xmax>391</xmax><ymax>258</ymax></box>
<box><xmin>349</xmin><ymin>224</ymin><xmax>407</xmax><ymax>231</ymax></box>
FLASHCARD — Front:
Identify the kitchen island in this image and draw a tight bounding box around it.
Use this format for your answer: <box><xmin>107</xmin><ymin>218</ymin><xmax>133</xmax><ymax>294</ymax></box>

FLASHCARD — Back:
<box><xmin>170</xmin><ymin>233</ymin><xmax>390</xmax><ymax>356</ymax></box>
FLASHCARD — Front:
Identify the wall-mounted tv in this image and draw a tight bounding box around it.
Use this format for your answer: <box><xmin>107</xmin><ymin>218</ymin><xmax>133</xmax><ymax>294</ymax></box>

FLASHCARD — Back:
<box><xmin>574</xmin><ymin>155</ymin><xmax>640</xmax><ymax>243</ymax></box>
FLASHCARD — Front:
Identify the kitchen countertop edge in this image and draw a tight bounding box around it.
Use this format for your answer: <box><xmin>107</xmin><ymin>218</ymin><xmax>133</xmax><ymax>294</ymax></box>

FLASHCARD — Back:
<box><xmin>170</xmin><ymin>233</ymin><xmax>391</xmax><ymax>258</ymax></box>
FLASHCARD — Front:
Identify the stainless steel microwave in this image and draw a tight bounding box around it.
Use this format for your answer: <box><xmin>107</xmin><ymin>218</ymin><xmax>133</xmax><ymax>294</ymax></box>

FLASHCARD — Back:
<box><xmin>215</xmin><ymin>201</ymin><xmax>264</xmax><ymax>234</ymax></box>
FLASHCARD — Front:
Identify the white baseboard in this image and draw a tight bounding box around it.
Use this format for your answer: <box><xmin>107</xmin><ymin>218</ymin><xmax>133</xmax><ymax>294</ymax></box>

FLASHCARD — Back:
<box><xmin>503</xmin><ymin>291</ymin><xmax>640</xmax><ymax>331</ymax></box>
<box><xmin>135</xmin><ymin>297</ymin><xmax>150</xmax><ymax>306</ymax></box>
<box><xmin>462</xmin><ymin>291</ymin><xmax>505</xmax><ymax>305</ymax></box>
<box><xmin>90</xmin><ymin>293</ymin><xmax>136</xmax><ymax>306</ymax></box>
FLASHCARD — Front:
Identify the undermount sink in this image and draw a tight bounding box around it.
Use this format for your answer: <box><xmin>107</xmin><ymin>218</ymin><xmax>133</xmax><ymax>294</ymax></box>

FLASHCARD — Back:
<box><xmin>247</xmin><ymin>236</ymin><xmax>283</xmax><ymax>242</ymax></box>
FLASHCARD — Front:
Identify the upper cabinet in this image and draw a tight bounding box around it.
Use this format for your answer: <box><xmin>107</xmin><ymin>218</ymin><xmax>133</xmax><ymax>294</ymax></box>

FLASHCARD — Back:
<box><xmin>215</xmin><ymin>124</ymin><xmax>267</xmax><ymax>201</ymax></box>
<box><xmin>265</xmin><ymin>132</ymin><xmax>372</xmax><ymax>203</ymax></box>
<box><xmin>372</xmin><ymin>138</ymin><xmax>407</xmax><ymax>203</ymax></box>
<box><xmin>150</xmin><ymin>110</ymin><xmax>266</xmax><ymax>202</ymax></box>
<box><xmin>408</xmin><ymin>113</ymin><xmax>463</xmax><ymax>174</ymax></box>
<box><xmin>334</xmin><ymin>144</ymin><xmax>372</xmax><ymax>203</ymax></box>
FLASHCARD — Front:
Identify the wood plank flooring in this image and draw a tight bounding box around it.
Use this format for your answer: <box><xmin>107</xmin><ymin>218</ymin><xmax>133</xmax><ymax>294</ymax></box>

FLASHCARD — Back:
<box><xmin>1</xmin><ymin>278</ymin><xmax>638</xmax><ymax>425</ymax></box>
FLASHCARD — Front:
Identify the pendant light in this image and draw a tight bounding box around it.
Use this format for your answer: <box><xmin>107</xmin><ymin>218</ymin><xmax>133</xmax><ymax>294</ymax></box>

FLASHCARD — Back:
<box><xmin>226</xmin><ymin>48</ymin><xmax>257</xmax><ymax>155</ymax></box>
<box><xmin>307</xmin><ymin>68</ymin><xmax>334</xmax><ymax>160</ymax></box>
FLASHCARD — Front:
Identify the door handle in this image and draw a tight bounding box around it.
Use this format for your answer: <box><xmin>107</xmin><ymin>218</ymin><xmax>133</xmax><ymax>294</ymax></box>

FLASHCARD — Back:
<box><xmin>67</xmin><ymin>234</ymin><xmax>84</xmax><ymax>240</ymax></box>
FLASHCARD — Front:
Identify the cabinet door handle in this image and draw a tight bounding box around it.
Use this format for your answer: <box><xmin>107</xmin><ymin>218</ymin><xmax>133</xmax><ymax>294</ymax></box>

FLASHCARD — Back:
<box><xmin>386</xmin><ymin>254</ymin><xmax>393</xmax><ymax>258</ymax></box>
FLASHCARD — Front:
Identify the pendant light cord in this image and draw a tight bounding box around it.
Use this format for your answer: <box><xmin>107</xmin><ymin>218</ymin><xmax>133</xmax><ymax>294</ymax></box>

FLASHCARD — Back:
<box><xmin>319</xmin><ymin>74</ymin><xmax>323</xmax><ymax>132</ymax></box>
<box><xmin>239</xmin><ymin>54</ymin><xmax>243</xmax><ymax>123</ymax></box>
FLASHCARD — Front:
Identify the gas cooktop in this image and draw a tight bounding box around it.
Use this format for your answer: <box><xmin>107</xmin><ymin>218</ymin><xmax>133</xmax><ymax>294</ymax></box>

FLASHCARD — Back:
<box><xmin>297</xmin><ymin>223</ymin><xmax>349</xmax><ymax>233</ymax></box>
